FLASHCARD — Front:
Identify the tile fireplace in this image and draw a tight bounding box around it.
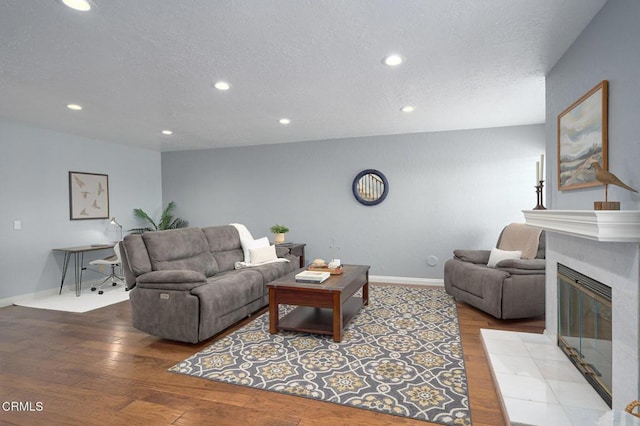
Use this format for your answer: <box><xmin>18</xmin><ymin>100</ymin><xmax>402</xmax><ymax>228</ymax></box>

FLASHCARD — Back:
<box><xmin>524</xmin><ymin>210</ymin><xmax>640</xmax><ymax>412</ymax></box>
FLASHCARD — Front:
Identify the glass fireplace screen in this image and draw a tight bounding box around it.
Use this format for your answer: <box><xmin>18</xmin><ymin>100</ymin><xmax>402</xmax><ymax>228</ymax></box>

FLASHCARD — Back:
<box><xmin>557</xmin><ymin>264</ymin><xmax>612</xmax><ymax>407</ymax></box>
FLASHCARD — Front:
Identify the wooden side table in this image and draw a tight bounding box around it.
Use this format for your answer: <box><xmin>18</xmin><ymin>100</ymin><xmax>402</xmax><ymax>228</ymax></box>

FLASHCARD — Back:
<box><xmin>276</xmin><ymin>242</ymin><xmax>306</xmax><ymax>268</ymax></box>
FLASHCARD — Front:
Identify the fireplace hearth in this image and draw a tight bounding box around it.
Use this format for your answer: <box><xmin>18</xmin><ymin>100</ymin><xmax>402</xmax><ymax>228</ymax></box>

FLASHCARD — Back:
<box><xmin>557</xmin><ymin>263</ymin><xmax>612</xmax><ymax>407</ymax></box>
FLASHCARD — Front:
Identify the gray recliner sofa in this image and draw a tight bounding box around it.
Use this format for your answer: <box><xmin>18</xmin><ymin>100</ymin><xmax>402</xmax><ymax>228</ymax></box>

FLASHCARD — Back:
<box><xmin>443</xmin><ymin>224</ymin><xmax>546</xmax><ymax>319</ymax></box>
<box><xmin>121</xmin><ymin>225</ymin><xmax>298</xmax><ymax>343</ymax></box>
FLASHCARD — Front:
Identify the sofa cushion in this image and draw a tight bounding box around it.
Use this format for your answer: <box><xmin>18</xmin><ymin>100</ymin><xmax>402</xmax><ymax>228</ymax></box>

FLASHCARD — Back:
<box><xmin>467</xmin><ymin>267</ymin><xmax>509</xmax><ymax>298</ymax></box>
<box><xmin>454</xmin><ymin>249</ymin><xmax>491</xmax><ymax>264</ymax></box>
<box><xmin>496</xmin><ymin>258</ymin><xmax>546</xmax><ymax>273</ymax></box>
<box><xmin>245</xmin><ymin>237</ymin><xmax>269</xmax><ymax>263</ymax></box>
<box><xmin>137</xmin><ymin>270</ymin><xmax>207</xmax><ymax>284</ymax></box>
<box><xmin>202</xmin><ymin>225</ymin><xmax>241</xmax><ymax>251</ymax></box>
<box><xmin>137</xmin><ymin>270</ymin><xmax>207</xmax><ymax>290</ymax></box>
<box><xmin>122</xmin><ymin>234</ymin><xmax>153</xmax><ymax>276</ymax></box>
<box><xmin>142</xmin><ymin>228</ymin><xmax>219</xmax><ymax>277</ymax></box>
<box><xmin>202</xmin><ymin>225</ymin><xmax>245</xmax><ymax>272</ymax></box>
<box><xmin>192</xmin><ymin>270</ymin><xmax>264</xmax><ymax>317</ymax></box>
<box><xmin>250</xmin><ymin>257</ymin><xmax>297</xmax><ymax>285</ymax></box>
<box><xmin>487</xmin><ymin>248</ymin><xmax>521</xmax><ymax>268</ymax></box>
<box><xmin>447</xmin><ymin>260</ymin><xmax>510</xmax><ymax>298</ymax></box>
<box><xmin>249</xmin><ymin>244</ymin><xmax>278</xmax><ymax>264</ymax></box>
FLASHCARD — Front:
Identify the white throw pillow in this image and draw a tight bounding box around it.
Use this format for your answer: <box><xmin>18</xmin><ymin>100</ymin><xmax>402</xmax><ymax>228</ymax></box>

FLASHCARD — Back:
<box><xmin>487</xmin><ymin>247</ymin><xmax>522</xmax><ymax>268</ymax></box>
<box><xmin>244</xmin><ymin>237</ymin><xmax>269</xmax><ymax>263</ymax></box>
<box><xmin>249</xmin><ymin>244</ymin><xmax>278</xmax><ymax>264</ymax></box>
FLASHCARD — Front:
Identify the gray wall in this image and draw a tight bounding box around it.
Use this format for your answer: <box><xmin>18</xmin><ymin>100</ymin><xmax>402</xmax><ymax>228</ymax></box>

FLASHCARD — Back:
<box><xmin>0</xmin><ymin>121</ymin><xmax>163</xmax><ymax>300</ymax></box>
<box><xmin>162</xmin><ymin>124</ymin><xmax>545</xmax><ymax>279</ymax></box>
<box><xmin>546</xmin><ymin>0</ymin><xmax>640</xmax><ymax>210</ymax></box>
<box><xmin>544</xmin><ymin>0</ymin><xmax>640</xmax><ymax>405</ymax></box>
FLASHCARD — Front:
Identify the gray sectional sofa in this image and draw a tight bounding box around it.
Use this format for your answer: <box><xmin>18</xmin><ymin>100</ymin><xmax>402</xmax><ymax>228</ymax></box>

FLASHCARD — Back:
<box><xmin>120</xmin><ymin>225</ymin><xmax>299</xmax><ymax>343</ymax></box>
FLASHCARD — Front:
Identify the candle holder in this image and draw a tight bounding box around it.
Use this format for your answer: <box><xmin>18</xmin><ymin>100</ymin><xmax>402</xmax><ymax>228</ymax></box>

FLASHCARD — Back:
<box><xmin>533</xmin><ymin>180</ymin><xmax>547</xmax><ymax>210</ymax></box>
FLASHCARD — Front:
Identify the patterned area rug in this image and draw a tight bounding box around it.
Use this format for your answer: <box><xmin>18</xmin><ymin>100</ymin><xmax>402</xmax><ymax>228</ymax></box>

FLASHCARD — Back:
<box><xmin>170</xmin><ymin>285</ymin><xmax>471</xmax><ymax>425</ymax></box>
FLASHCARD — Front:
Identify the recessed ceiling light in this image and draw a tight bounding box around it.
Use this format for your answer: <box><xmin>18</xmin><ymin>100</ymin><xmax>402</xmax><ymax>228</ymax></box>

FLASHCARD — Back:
<box><xmin>66</xmin><ymin>104</ymin><xmax>82</xmax><ymax>110</ymax></box>
<box><xmin>279</xmin><ymin>118</ymin><xmax>291</xmax><ymax>125</ymax></box>
<box><xmin>161</xmin><ymin>130</ymin><xmax>173</xmax><ymax>135</ymax></box>
<box><xmin>59</xmin><ymin>0</ymin><xmax>93</xmax><ymax>12</ymax></box>
<box><xmin>214</xmin><ymin>81</ymin><xmax>230</xmax><ymax>91</ymax></box>
<box><xmin>401</xmin><ymin>106</ymin><xmax>415</xmax><ymax>113</ymax></box>
<box><xmin>383</xmin><ymin>54</ymin><xmax>403</xmax><ymax>66</ymax></box>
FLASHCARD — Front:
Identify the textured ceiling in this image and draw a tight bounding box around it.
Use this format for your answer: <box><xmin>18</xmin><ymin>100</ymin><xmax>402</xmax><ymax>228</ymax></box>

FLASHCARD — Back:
<box><xmin>0</xmin><ymin>0</ymin><xmax>607</xmax><ymax>152</ymax></box>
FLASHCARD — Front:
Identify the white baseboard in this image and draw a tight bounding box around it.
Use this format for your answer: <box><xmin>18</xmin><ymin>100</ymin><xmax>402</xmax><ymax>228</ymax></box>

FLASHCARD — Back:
<box><xmin>369</xmin><ymin>275</ymin><xmax>444</xmax><ymax>287</ymax></box>
<box><xmin>2</xmin><ymin>275</ymin><xmax>442</xmax><ymax>308</ymax></box>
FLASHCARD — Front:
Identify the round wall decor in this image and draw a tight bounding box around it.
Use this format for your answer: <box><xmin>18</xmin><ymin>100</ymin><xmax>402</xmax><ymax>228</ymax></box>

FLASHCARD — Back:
<box><xmin>352</xmin><ymin>169</ymin><xmax>389</xmax><ymax>206</ymax></box>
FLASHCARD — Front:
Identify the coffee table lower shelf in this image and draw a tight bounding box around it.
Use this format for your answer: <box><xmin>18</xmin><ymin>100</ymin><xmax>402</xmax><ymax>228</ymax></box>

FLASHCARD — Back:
<box><xmin>277</xmin><ymin>297</ymin><xmax>363</xmax><ymax>337</ymax></box>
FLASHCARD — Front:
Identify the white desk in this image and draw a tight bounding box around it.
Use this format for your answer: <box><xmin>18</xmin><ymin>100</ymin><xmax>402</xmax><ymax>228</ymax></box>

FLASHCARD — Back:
<box><xmin>53</xmin><ymin>244</ymin><xmax>115</xmax><ymax>296</ymax></box>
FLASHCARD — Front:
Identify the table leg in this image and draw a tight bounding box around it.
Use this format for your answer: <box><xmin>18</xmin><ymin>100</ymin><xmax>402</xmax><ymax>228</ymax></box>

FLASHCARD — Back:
<box><xmin>363</xmin><ymin>280</ymin><xmax>369</xmax><ymax>307</ymax></box>
<box><xmin>58</xmin><ymin>252</ymin><xmax>71</xmax><ymax>294</ymax></box>
<box><xmin>73</xmin><ymin>252</ymin><xmax>83</xmax><ymax>297</ymax></box>
<box><xmin>269</xmin><ymin>289</ymin><xmax>278</xmax><ymax>334</ymax></box>
<box><xmin>332</xmin><ymin>292</ymin><xmax>343</xmax><ymax>342</ymax></box>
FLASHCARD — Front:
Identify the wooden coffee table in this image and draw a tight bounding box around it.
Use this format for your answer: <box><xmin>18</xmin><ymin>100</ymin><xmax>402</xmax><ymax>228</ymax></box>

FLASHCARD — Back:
<box><xmin>267</xmin><ymin>264</ymin><xmax>370</xmax><ymax>342</ymax></box>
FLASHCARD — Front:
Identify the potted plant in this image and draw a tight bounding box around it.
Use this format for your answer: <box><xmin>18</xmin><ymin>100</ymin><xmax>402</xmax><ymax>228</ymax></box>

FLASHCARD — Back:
<box><xmin>270</xmin><ymin>224</ymin><xmax>289</xmax><ymax>244</ymax></box>
<box><xmin>129</xmin><ymin>201</ymin><xmax>188</xmax><ymax>234</ymax></box>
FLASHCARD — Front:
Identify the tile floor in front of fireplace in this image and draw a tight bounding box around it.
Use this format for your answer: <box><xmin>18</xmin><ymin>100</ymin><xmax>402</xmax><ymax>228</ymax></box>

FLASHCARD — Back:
<box><xmin>481</xmin><ymin>329</ymin><xmax>618</xmax><ymax>426</ymax></box>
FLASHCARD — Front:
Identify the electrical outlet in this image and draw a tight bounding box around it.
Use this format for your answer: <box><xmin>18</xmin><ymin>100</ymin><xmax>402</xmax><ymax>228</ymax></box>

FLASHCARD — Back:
<box><xmin>13</xmin><ymin>220</ymin><xmax>21</xmax><ymax>230</ymax></box>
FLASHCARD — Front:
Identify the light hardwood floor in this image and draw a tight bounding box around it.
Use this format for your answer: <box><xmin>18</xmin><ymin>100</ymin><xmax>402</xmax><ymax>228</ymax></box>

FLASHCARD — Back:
<box><xmin>0</xmin><ymin>286</ymin><xmax>543</xmax><ymax>425</ymax></box>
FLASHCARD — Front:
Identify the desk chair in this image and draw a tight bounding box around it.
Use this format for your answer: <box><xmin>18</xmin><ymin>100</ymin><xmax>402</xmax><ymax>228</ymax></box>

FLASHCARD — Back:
<box><xmin>89</xmin><ymin>242</ymin><xmax>126</xmax><ymax>294</ymax></box>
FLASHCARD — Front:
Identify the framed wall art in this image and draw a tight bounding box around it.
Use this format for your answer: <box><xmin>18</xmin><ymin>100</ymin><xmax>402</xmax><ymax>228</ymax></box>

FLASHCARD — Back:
<box><xmin>69</xmin><ymin>171</ymin><xmax>109</xmax><ymax>220</ymax></box>
<box><xmin>557</xmin><ymin>80</ymin><xmax>608</xmax><ymax>191</ymax></box>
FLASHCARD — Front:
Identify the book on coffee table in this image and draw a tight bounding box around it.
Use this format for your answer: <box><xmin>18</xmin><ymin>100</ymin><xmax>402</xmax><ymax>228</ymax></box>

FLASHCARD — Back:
<box><xmin>295</xmin><ymin>270</ymin><xmax>330</xmax><ymax>283</ymax></box>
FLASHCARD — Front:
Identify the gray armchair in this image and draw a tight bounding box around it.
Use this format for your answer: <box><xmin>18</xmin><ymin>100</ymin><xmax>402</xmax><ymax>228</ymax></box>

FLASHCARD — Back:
<box><xmin>444</xmin><ymin>224</ymin><xmax>545</xmax><ymax>319</ymax></box>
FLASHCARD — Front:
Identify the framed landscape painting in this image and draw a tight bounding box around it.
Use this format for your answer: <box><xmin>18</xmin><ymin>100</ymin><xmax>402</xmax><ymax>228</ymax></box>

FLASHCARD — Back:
<box><xmin>557</xmin><ymin>80</ymin><xmax>608</xmax><ymax>191</ymax></box>
<box><xmin>69</xmin><ymin>171</ymin><xmax>109</xmax><ymax>220</ymax></box>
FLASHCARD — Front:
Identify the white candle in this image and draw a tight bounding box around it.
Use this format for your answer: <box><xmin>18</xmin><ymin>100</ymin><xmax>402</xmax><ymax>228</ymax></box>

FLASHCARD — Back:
<box><xmin>536</xmin><ymin>161</ymin><xmax>540</xmax><ymax>183</ymax></box>
<box><xmin>539</xmin><ymin>154</ymin><xmax>544</xmax><ymax>181</ymax></box>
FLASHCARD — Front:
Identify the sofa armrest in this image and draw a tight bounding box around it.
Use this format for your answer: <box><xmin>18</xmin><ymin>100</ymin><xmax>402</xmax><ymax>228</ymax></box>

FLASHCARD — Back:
<box><xmin>136</xmin><ymin>270</ymin><xmax>207</xmax><ymax>291</ymax></box>
<box><xmin>496</xmin><ymin>258</ymin><xmax>546</xmax><ymax>275</ymax></box>
<box><xmin>453</xmin><ymin>249</ymin><xmax>491</xmax><ymax>264</ymax></box>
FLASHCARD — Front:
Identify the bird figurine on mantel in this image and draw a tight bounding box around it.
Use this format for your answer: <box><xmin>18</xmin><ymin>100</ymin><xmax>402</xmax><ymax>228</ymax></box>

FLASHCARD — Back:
<box><xmin>590</xmin><ymin>161</ymin><xmax>638</xmax><ymax>210</ymax></box>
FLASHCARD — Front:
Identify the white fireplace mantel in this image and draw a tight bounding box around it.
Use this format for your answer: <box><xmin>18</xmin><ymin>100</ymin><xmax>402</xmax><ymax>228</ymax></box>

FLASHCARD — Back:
<box><xmin>529</xmin><ymin>210</ymin><xmax>640</xmax><ymax>411</ymax></box>
<box><xmin>523</xmin><ymin>210</ymin><xmax>640</xmax><ymax>242</ymax></box>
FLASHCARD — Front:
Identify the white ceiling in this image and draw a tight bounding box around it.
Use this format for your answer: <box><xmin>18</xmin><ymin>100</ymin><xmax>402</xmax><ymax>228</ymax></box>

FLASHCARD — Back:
<box><xmin>0</xmin><ymin>0</ymin><xmax>607</xmax><ymax>152</ymax></box>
